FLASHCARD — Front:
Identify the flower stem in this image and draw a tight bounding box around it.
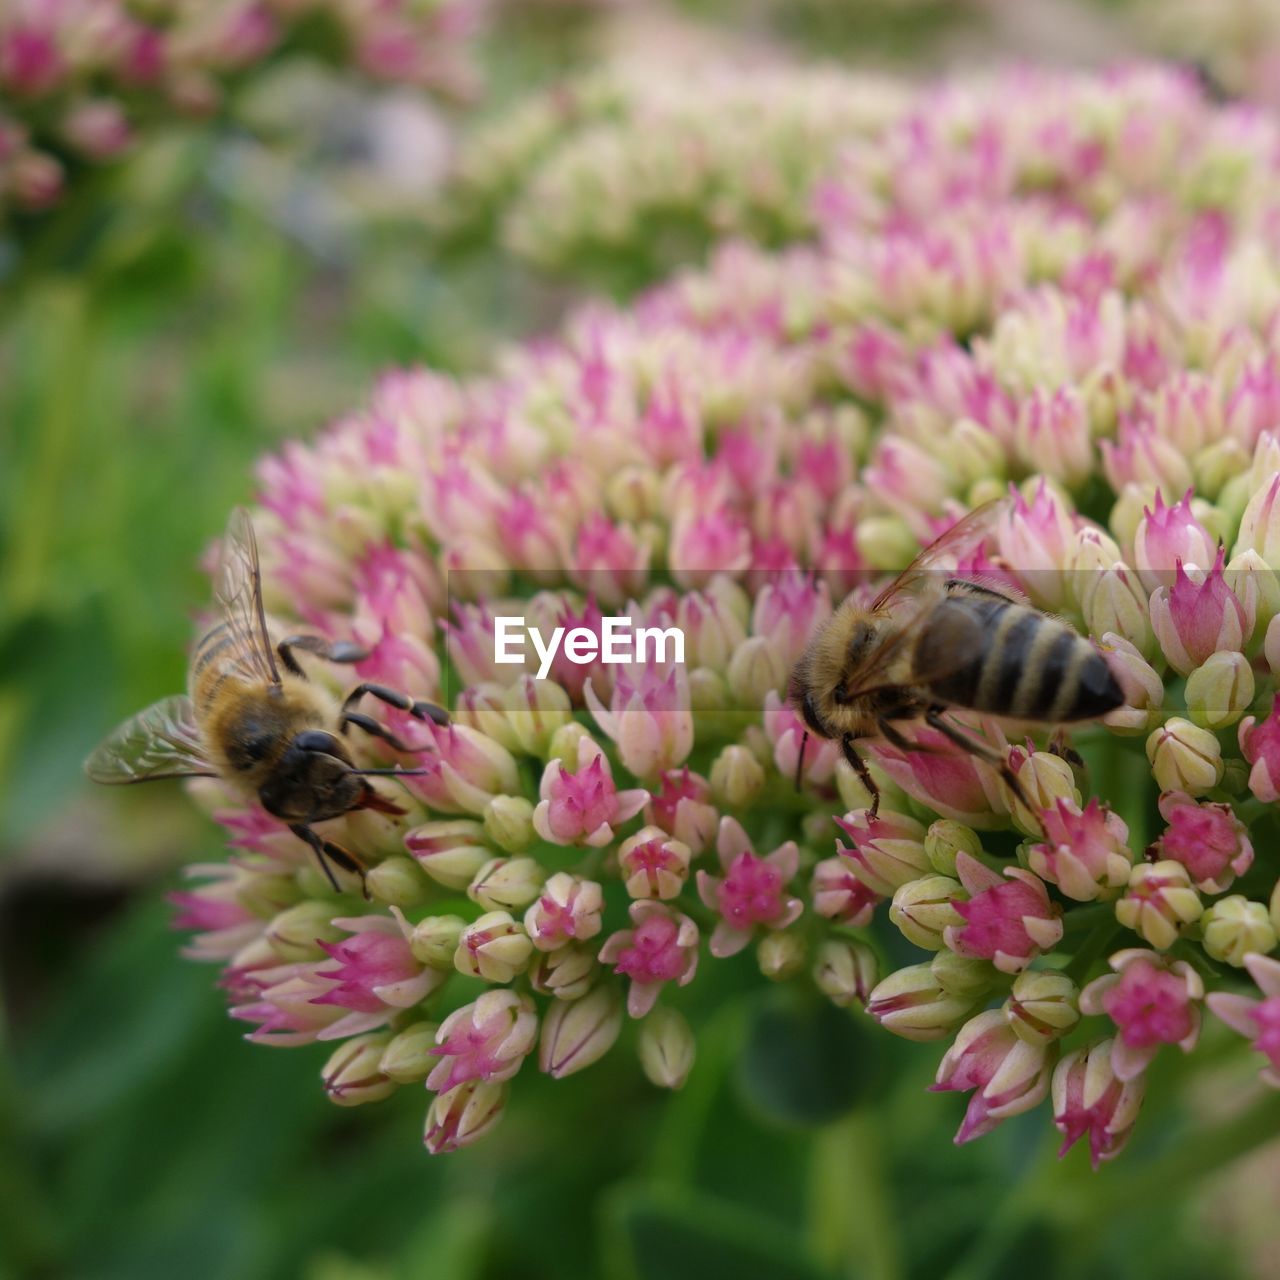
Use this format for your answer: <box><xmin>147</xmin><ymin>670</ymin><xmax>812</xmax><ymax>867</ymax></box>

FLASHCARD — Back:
<box><xmin>1063</xmin><ymin>918</ymin><xmax>1121</xmax><ymax>984</ymax></box>
<box><xmin>808</xmin><ymin>1109</ymin><xmax>901</xmax><ymax>1280</ymax></box>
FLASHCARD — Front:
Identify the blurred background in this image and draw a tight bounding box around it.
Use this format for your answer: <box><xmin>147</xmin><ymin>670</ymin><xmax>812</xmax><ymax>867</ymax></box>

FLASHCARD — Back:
<box><xmin>4</xmin><ymin>2</ymin><xmax>1280</xmax><ymax>1278</ymax></box>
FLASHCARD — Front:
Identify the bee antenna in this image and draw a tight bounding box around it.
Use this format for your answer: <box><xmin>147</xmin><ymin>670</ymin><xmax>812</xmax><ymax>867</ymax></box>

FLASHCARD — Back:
<box><xmin>794</xmin><ymin>731</ymin><xmax>809</xmax><ymax>792</ymax></box>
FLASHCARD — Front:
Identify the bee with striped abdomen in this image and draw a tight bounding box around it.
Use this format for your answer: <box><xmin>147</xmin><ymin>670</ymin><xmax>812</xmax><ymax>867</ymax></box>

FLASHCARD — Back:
<box><xmin>86</xmin><ymin>508</ymin><xmax>447</xmax><ymax>891</ymax></box>
<box><xmin>789</xmin><ymin>501</ymin><xmax>1123</xmax><ymax>814</ymax></box>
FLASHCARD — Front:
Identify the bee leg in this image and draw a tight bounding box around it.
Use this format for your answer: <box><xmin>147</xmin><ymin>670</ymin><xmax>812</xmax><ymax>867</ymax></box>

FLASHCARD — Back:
<box><xmin>840</xmin><ymin>735</ymin><xmax>880</xmax><ymax>817</ymax></box>
<box><xmin>1047</xmin><ymin>729</ymin><xmax>1085</xmax><ymax>771</ymax></box>
<box><xmin>923</xmin><ymin>706</ymin><xmax>1030</xmax><ymax>810</ymax></box>
<box><xmin>277</xmin><ymin>634</ymin><xmax>368</xmax><ymax>677</ymax></box>
<box><xmin>289</xmin><ymin>823</ymin><xmax>369</xmax><ymax>898</ymax></box>
<box><xmin>341</xmin><ymin>710</ymin><xmax>414</xmax><ymax>752</ymax></box>
<box><xmin>342</xmin><ymin>682</ymin><xmax>450</xmax><ymax>728</ymax></box>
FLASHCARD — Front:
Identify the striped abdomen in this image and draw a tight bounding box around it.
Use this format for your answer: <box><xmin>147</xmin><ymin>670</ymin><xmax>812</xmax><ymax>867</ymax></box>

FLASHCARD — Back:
<box><xmin>915</xmin><ymin>593</ymin><xmax>1123</xmax><ymax>722</ymax></box>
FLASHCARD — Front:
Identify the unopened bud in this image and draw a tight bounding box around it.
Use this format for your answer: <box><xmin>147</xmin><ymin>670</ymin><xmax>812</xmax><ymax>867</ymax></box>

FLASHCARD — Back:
<box><xmin>1201</xmin><ymin>895</ymin><xmax>1278</xmax><ymax>967</ymax></box>
<box><xmin>1115</xmin><ymin>861</ymin><xmax>1203</xmax><ymax>950</ymax></box>
<box><xmin>924</xmin><ymin>820</ymin><xmax>982</xmax><ymax>876</ymax></box>
<box><xmin>857</xmin><ymin>515</ymin><xmax>919</xmax><ymax>570</ymax></box>
<box><xmin>365</xmin><ymin>856</ymin><xmax>430</xmax><ymax>908</ymax></box>
<box><xmin>890</xmin><ymin>875</ymin><xmax>965</xmax><ymax>950</ymax></box>
<box><xmin>267</xmin><ymin>901</ymin><xmax>344</xmax><ymax>962</ymax></box>
<box><xmin>379</xmin><ymin>1021</ymin><xmax>440</xmax><ymax>1084</ymax></box>
<box><xmin>424</xmin><ymin>1080</ymin><xmax>508</xmax><ymax>1154</ymax></box>
<box><xmin>1004</xmin><ymin>970</ymin><xmax>1080</xmax><ymax>1045</ymax></box>
<box><xmin>1185</xmin><ymin>651</ymin><xmax>1255</xmax><ymax>730</ymax></box>
<box><xmin>502</xmin><ymin>675</ymin><xmax>574</xmax><ymax>756</ymax></box>
<box><xmin>410</xmin><ymin>914</ymin><xmax>467</xmax><ymax>969</ymax></box>
<box><xmin>727</xmin><ymin>637</ymin><xmax>788</xmax><ymax>706</ymax></box>
<box><xmin>758</xmin><ymin>930</ymin><xmax>807</xmax><ymax>981</ymax></box>
<box><xmin>813</xmin><ymin>939</ymin><xmax>878</xmax><ymax>1007</ymax></box>
<box><xmin>538</xmin><ymin>983</ymin><xmax>624</xmax><ymax>1079</ymax></box>
<box><xmin>529</xmin><ymin>944</ymin><xmax>599</xmax><ymax>1000</ymax></box>
<box><xmin>405</xmin><ymin>819</ymin><xmax>492</xmax><ymax>890</ymax></box>
<box><xmin>483</xmin><ymin>795</ymin><xmax>536</xmax><ymax>853</ymax></box>
<box><xmin>709</xmin><ymin>743</ymin><xmax>766</xmax><ymax>808</ymax></box>
<box><xmin>638</xmin><ymin>1006</ymin><xmax>695</xmax><ymax>1089</ymax></box>
<box><xmin>1146</xmin><ymin>718</ymin><xmax>1225</xmax><ymax>795</ymax></box>
<box><xmin>468</xmin><ymin>856</ymin><xmax>545</xmax><ymax>912</ymax></box>
<box><xmin>546</xmin><ymin>720</ymin><xmax>592</xmax><ymax>764</ymax></box>
<box><xmin>322</xmin><ymin>1032</ymin><xmax>396</xmax><ymax>1106</ymax></box>
<box><xmin>931</xmin><ymin>950</ymin><xmax>1000</xmax><ymax>999</ymax></box>
<box><xmin>1010</xmin><ymin>750</ymin><xmax>1080</xmax><ymax>836</ymax></box>
<box><xmin>454</xmin><ymin>911</ymin><xmax>533</xmax><ymax>983</ymax></box>
<box><xmin>867</xmin><ymin>963</ymin><xmax>977</xmax><ymax>1041</ymax></box>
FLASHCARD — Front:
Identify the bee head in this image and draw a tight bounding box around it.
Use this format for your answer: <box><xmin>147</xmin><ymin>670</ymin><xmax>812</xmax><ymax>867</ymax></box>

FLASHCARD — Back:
<box><xmin>259</xmin><ymin>730</ymin><xmax>363</xmax><ymax>823</ymax></box>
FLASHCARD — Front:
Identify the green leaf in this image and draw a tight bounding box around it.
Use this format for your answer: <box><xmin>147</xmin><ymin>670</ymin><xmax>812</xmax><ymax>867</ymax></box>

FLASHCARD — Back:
<box><xmin>603</xmin><ymin>1183</ymin><xmax>834</xmax><ymax>1280</ymax></box>
<box><xmin>735</xmin><ymin>991</ymin><xmax>880</xmax><ymax>1129</ymax></box>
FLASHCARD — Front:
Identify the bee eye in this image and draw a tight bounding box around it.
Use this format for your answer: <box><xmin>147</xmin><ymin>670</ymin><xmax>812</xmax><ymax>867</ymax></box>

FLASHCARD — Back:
<box><xmin>294</xmin><ymin>730</ymin><xmax>341</xmax><ymax>755</ymax></box>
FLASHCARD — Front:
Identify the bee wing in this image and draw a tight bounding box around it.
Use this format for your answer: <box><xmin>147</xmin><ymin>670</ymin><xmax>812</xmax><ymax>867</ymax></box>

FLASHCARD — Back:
<box><xmin>870</xmin><ymin>500</ymin><xmax>1007</xmax><ymax>609</ymax></box>
<box><xmin>845</xmin><ymin>597</ymin><xmax>989</xmax><ymax>700</ymax></box>
<box><xmin>213</xmin><ymin>506</ymin><xmax>281</xmax><ymax>686</ymax></box>
<box><xmin>85</xmin><ymin>695</ymin><xmax>214</xmax><ymax>783</ymax></box>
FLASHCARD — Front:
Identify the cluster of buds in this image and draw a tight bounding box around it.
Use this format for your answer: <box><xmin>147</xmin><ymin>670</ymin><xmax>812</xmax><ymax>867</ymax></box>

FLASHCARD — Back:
<box><xmin>171</xmin><ymin>62</ymin><xmax>1280</xmax><ymax>1161</ymax></box>
<box><xmin>0</xmin><ymin>0</ymin><xmax>485</xmax><ymax>220</ymax></box>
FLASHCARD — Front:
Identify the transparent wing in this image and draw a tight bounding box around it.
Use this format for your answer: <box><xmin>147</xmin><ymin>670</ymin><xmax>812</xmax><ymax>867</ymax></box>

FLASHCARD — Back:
<box><xmin>845</xmin><ymin>596</ymin><xmax>989</xmax><ymax>700</ymax></box>
<box><xmin>213</xmin><ymin>506</ymin><xmax>280</xmax><ymax>686</ymax></box>
<box><xmin>870</xmin><ymin>499</ymin><xmax>1007</xmax><ymax>609</ymax></box>
<box><xmin>85</xmin><ymin>695</ymin><xmax>214</xmax><ymax>783</ymax></box>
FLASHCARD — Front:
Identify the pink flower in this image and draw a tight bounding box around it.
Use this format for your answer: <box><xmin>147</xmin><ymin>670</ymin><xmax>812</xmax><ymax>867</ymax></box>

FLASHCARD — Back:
<box><xmin>404</xmin><ymin>722</ymin><xmax>521</xmax><ymax>815</ymax></box>
<box><xmin>1148</xmin><ymin>549</ymin><xmax>1251</xmax><ymax>676</ymax></box>
<box><xmin>870</xmin><ymin>726</ymin><xmax>1007</xmax><ymax>826</ymax></box>
<box><xmin>599</xmin><ymin>902</ymin><xmax>700</xmax><ymax>1017</ymax></box>
<box><xmin>585</xmin><ymin>662</ymin><xmax>694</xmax><ymax>779</ymax></box>
<box><xmin>1052</xmin><ymin>1040</ymin><xmax>1146</xmax><ymax>1168</ymax></box>
<box><xmin>834</xmin><ymin>809</ymin><xmax>930</xmax><ymax>896</ymax></box>
<box><xmin>696</xmin><ymin>817</ymin><xmax>802</xmax><ymax>958</ymax></box>
<box><xmin>350</xmin><ymin>548</ymin><xmax>441</xmax><ymax>694</ymax></box>
<box><xmin>1014</xmin><ymin>386</ymin><xmax>1093</xmax><ymax>487</ymax></box>
<box><xmin>751</xmin><ymin>571</ymin><xmax>832</xmax><ymax>668</ymax></box>
<box><xmin>1207</xmin><ymin>953</ymin><xmax>1280</xmax><ymax>1088</ymax></box>
<box><xmin>643</xmin><ymin>767</ymin><xmax>718</xmax><ymax>854</ymax></box>
<box><xmin>1079</xmin><ymin>949</ymin><xmax>1203</xmax><ymax>1080</ymax></box>
<box><xmin>1154</xmin><ymin>791</ymin><xmax>1254</xmax><ymax>892</ymax></box>
<box><xmin>764</xmin><ymin>690</ymin><xmax>839</xmax><ymax>786</ymax></box>
<box><xmin>811</xmin><ymin>857</ymin><xmax>881</xmax><ymax>926</ymax></box>
<box><xmin>1026</xmin><ymin>798</ymin><xmax>1133</xmax><ymax>901</ymax></box>
<box><xmin>1238</xmin><ymin>706</ymin><xmax>1280</xmax><ymax>802</ymax></box>
<box><xmin>995</xmin><ymin>480</ymin><xmax>1076</xmax><ymax>606</ymax></box>
<box><xmin>426</xmin><ymin>990</ymin><xmax>537</xmax><ymax>1093</ymax></box>
<box><xmin>532</xmin><ymin>736</ymin><xmax>648</xmax><ymax>847</ymax></box>
<box><xmin>618</xmin><ymin>827</ymin><xmax>692</xmax><ymax>900</ymax></box>
<box><xmin>312</xmin><ymin>912</ymin><xmax>443</xmax><ymax>1040</ymax></box>
<box><xmin>945</xmin><ymin>853</ymin><xmax>1063</xmax><ymax>974</ymax></box>
<box><xmin>523</xmin><ymin>873</ymin><xmax>604</xmax><ymax>951</ymax></box>
<box><xmin>669</xmin><ymin>507</ymin><xmax>752</xmax><ymax>588</ymax></box>
<box><xmin>1132</xmin><ymin>489</ymin><xmax>1217</xmax><ymax>593</ymax></box>
<box><xmin>569</xmin><ymin>514</ymin><xmax>650</xmax><ymax>606</ymax></box>
<box><xmin>169</xmin><ymin>863</ymin><xmax>269</xmax><ymax>961</ymax></box>
<box><xmin>230</xmin><ymin>962</ymin><xmax>348</xmax><ymax>1046</ymax></box>
<box><xmin>931</xmin><ymin>1010</ymin><xmax>1055</xmax><ymax>1143</ymax></box>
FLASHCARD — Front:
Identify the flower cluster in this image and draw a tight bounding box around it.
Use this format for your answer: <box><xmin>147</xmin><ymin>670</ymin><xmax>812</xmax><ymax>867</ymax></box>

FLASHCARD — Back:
<box><xmin>174</xmin><ymin>62</ymin><xmax>1280</xmax><ymax>1160</ymax></box>
<box><xmin>437</xmin><ymin>58</ymin><xmax>908</xmax><ymax>278</ymax></box>
<box><xmin>0</xmin><ymin>0</ymin><xmax>485</xmax><ymax>220</ymax></box>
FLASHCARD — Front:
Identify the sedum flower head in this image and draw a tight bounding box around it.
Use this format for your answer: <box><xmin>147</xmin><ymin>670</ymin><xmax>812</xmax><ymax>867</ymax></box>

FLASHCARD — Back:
<box><xmin>165</xmin><ymin>60</ymin><xmax>1280</xmax><ymax>1161</ymax></box>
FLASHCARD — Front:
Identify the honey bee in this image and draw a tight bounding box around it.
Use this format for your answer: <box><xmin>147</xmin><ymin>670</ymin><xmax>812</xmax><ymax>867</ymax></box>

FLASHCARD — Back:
<box><xmin>790</xmin><ymin>501</ymin><xmax>1123</xmax><ymax>814</ymax></box>
<box><xmin>86</xmin><ymin>508</ymin><xmax>447</xmax><ymax>890</ymax></box>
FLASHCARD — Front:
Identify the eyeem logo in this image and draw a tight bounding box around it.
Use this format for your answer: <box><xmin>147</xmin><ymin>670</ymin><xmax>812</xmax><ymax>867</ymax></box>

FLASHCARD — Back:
<box><xmin>494</xmin><ymin>617</ymin><xmax>685</xmax><ymax>679</ymax></box>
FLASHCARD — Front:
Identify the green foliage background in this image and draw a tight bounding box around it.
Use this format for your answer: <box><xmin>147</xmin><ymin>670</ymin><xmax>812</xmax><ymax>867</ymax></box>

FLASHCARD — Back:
<box><xmin>1</xmin><ymin>5</ymin><xmax>1277</xmax><ymax>1279</ymax></box>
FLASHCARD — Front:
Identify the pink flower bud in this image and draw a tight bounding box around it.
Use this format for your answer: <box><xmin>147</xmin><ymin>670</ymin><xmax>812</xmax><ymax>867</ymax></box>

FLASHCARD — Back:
<box><xmin>995</xmin><ymin>480</ymin><xmax>1076</xmax><ymax>606</ymax></box>
<box><xmin>1235</xmin><ymin>471</ymin><xmax>1280</xmax><ymax>567</ymax></box>
<box><xmin>584</xmin><ymin>662</ymin><xmax>694</xmax><ymax>779</ymax></box>
<box><xmin>538</xmin><ymin>983</ymin><xmax>624</xmax><ymax>1079</ymax></box>
<box><xmin>1099</xmin><ymin>634</ymin><xmax>1165</xmax><ymax>733</ymax></box>
<box><xmin>643</xmin><ymin>767</ymin><xmax>718</xmax><ymax>854</ymax></box>
<box><xmin>1132</xmin><ymin>489</ymin><xmax>1217</xmax><ymax>592</ymax></box>
<box><xmin>1154</xmin><ymin>791</ymin><xmax>1254</xmax><ymax>892</ymax></box>
<box><xmin>1206</xmin><ymin>953</ymin><xmax>1280</xmax><ymax>1088</ymax></box>
<box><xmin>944</xmin><ymin>853</ymin><xmax>1063</xmax><ymax>974</ymax></box>
<box><xmin>1014</xmin><ymin>386</ymin><xmax>1093</xmax><ymax>487</ymax></box>
<box><xmin>599</xmin><ymin>902</ymin><xmax>700</xmax><ymax>1017</ymax></box>
<box><xmin>230</xmin><ymin>962</ymin><xmax>349</xmax><ymax>1045</ymax></box>
<box><xmin>618</xmin><ymin>827</ymin><xmax>692</xmax><ymax>900</ymax></box>
<box><xmin>322</xmin><ymin>1032</ymin><xmax>396</xmax><ymax>1107</ymax></box>
<box><xmin>424</xmin><ymin>1080</ymin><xmax>508</xmax><ymax>1154</ymax></box>
<box><xmin>532</xmin><ymin>736</ymin><xmax>648</xmax><ymax>847</ymax></box>
<box><xmin>834</xmin><ymin>809</ymin><xmax>930</xmax><ymax>897</ymax></box>
<box><xmin>454</xmin><ymin>911</ymin><xmax>533</xmax><ymax>984</ymax></box>
<box><xmin>669</xmin><ymin>579</ymin><xmax>748</xmax><ymax>670</ymax></box>
<box><xmin>426</xmin><ymin>991</ymin><xmax>537</xmax><ymax>1093</ymax></box>
<box><xmin>1078</xmin><ymin>949</ymin><xmax>1203</xmax><ymax>1080</ymax></box>
<box><xmin>1027</xmin><ymin>798</ymin><xmax>1133</xmax><ymax>902</ymax></box>
<box><xmin>867</xmin><ymin>962</ymin><xmax>978</xmax><ymax>1042</ymax></box>
<box><xmin>751</xmin><ymin>571</ymin><xmax>833</xmax><ymax>669</ymax></box>
<box><xmin>404</xmin><ymin>723</ymin><xmax>521</xmax><ymax>815</ymax></box>
<box><xmin>1239</xmin><ymin>705</ymin><xmax>1280</xmax><ymax>802</ymax></box>
<box><xmin>1052</xmin><ymin>1040</ymin><xmax>1145</xmax><ymax>1168</ymax></box>
<box><xmin>696</xmin><ymin>817</ymin><xmax>802</xmax><ymax>958</ymax></box>
<box><xmin>569</xmin><ymin>514</ymin><xmax>650</xmax><ymax>606</ymax></box>
<box><xmin>670</xmin><ymin>506</ymin><xmax>752</xmax><ymax>589</ymax></box>
<box><xmin>764</xmin><ymin>690</ymin><xmax>839</xmax><ymax>786</ymax></box>
<box><xmin>931</xmin><ymin>1010</ymin><xmax>1056</xmax><ymax>1144</ymax></box>
<box><xmin>870</xmin><ymin>727</ymin><xmax>1007</xmax><ymax>826</ymax></box>
<box><xmin>810</xmin><ymin>857</ymin><xmax>881</xmax><ymax>926</ymax></box>
<box><xmin>1149</xmin><ymin>549</ymin><xmax>1251</xmax><ymax>675</ymax></box>
<box><xmin>523</xmin><ymin>872</ymin><xmax>605</xmax><ymax>950</ymax></box>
